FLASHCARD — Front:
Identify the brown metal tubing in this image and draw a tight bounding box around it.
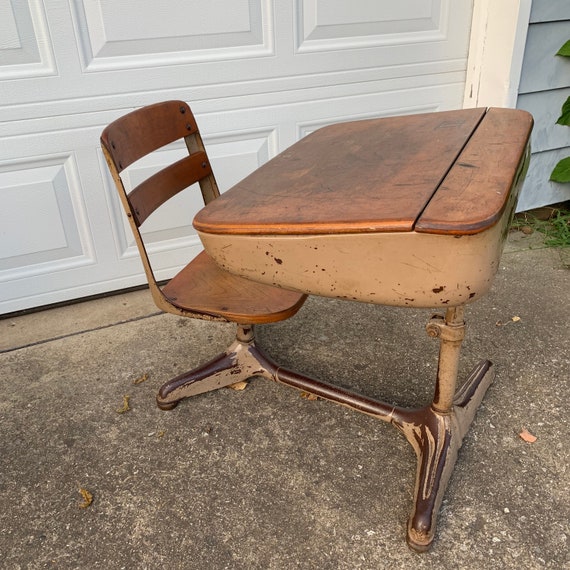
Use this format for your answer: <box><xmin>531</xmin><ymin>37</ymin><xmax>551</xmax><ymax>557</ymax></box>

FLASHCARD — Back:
<box><xmin>273</xmin><ymin>366</ymin><xmax>406</xmax><ymax>423</ymax></box>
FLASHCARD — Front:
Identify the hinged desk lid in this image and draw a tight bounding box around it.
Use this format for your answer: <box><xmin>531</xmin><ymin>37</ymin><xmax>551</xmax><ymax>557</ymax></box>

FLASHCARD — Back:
<box><xmin>194</xmin><ymin>108</ymin><xmax>532</xmax><ymax>236</ymax></box>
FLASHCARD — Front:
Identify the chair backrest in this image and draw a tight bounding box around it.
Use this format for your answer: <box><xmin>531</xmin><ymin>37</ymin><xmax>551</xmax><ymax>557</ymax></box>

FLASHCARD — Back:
<box><xmin>100</xmin><ymin>100</ymin><xmax>220</xmax><ymax>312</ymax></box>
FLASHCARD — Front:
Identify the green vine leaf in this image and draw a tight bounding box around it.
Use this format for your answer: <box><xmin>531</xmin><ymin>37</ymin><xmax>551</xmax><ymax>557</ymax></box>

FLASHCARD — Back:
<box><xmin>556</xmin><ymin>96</ymin><xmax>570</xmax><ymax>126</ymax></box>
<box><xmin>550</xmin><ymin>157</ymin><xmax>570</xmax><ymax>183</ymax></box>
<box><xmin>550</xmin><ymin>41</ymin><xmax>570</xmax><ymax>183</ymax></box>
<box><xmin>557</xmin><ymin>40</ymin><xmax>570</xmax><ymax>57</ymax></box>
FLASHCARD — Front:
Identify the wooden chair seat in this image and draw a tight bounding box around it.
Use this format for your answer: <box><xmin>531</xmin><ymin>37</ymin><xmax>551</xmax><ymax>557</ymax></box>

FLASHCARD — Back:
<box><xmin>162</xmin><ymin>251</ymin><xmax>306</xmax><ymax>324</ymax></box>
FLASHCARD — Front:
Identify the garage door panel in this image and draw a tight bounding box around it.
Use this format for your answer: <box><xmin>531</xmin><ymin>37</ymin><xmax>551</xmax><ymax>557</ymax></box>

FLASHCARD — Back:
<box><xmin>0</xmin><ymin>1</ymin><xmax>474</xmax><ymax>313</ymax></box>
<box><xmin>1</xmin><ymin>1</ymin><xmax>471</xmax><ymax>112</ymax></box>
<box><xmin>296</xmin><ymin>0</ymin><xmax>446</xmax><ymax>50</ymax></box>
<box><xmin>0</xmin><ymin>155</ymin><xmax>95</xmax><ymax>279</ymax></box>
<box><xmin>0</xmin><ymin>0</ymin><xmax>56</xmax><ymax>78</ymax></box>
<box><xmin>72</xmin><ymin>0</ymin><xmax>272</xmax><ymax>71</ymax></box>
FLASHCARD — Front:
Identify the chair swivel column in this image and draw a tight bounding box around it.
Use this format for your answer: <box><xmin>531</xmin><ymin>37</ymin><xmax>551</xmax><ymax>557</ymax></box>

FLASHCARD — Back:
<box><xmin>427</xmin><ymin>306</ymin><xmax>466</xmax><ymax>413</ymax></box>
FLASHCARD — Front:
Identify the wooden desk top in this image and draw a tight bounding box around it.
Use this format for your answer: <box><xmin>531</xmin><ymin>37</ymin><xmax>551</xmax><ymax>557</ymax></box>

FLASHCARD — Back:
<box><xmin>194</xmin><ymin>108</ymin><xmax>533</xmax><ymax>236</ymax></box>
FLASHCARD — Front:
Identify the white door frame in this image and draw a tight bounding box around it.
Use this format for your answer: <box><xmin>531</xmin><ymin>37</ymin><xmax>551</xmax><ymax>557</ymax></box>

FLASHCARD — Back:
<box><xmin>464</xmin><ymin>0</ymin><xmax>532</xmax><ymax>108</ymax></box>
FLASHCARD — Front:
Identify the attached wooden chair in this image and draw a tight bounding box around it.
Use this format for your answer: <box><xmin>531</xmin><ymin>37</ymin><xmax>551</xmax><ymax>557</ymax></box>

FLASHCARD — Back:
<box><xmin>100</xmin><ymin>100</ymin><xmax>307</xmax><ymax>410</ymax></box>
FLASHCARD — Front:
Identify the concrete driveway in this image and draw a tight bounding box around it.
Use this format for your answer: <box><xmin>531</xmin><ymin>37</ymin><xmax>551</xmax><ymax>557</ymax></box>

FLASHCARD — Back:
<box><xmin>1</xmin><ymin>231</ymin><xmax>568</xmax><ymax>569</ymax></box>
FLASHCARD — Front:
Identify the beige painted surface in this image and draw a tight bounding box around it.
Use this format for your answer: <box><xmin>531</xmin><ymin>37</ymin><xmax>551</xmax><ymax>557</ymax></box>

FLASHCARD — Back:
<box><xmin>198</xmin><ymin>221</ymin><xmax>506</xmax><ymax>309</ymax></box>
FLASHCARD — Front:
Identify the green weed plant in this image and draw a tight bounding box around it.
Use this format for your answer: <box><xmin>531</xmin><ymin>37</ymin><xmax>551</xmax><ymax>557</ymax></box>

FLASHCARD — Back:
<box><xmin>512</xmin><ymin>205</ymin><xmax>570</xmax><ymax>248</ymax></box>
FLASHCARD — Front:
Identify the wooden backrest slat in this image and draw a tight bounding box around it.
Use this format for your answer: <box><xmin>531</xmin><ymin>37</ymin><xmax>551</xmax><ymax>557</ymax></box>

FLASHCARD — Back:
<box><xmin>101</xmin><ymin>100</ymin><xmax>198</xmax><ymax>172</ymax></box>
<box><xmin>129</xmin><ymin>151</ymin><xmax>212</xmax><ymax>226</ymax></box>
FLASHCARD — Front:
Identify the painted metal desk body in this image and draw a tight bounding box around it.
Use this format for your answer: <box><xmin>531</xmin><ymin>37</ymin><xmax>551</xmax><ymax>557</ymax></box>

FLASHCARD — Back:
<box><xmin>194</xmin><ymin>108</ymin><xmax>533</xmax><ymax>550</ymax></box>
<box><xmin>195</xmin><ymin>108</ymin><xmax>531</xmax><ymax>307</ymax></box>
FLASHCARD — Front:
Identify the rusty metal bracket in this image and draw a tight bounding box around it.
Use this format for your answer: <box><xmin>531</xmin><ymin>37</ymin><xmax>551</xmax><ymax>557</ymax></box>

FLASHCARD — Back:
<box><xmin>426</xmin><ymin>313</ymin><xmax>465</xmax><ymax>343</ymax></box>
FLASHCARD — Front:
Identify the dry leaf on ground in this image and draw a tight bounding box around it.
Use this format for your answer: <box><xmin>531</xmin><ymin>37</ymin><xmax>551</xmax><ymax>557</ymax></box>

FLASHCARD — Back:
<box><xmin>300</xmin><ymin>391</ymin><xmax>319</xmax><ymax>401</ymax></box>
<box><xmin>78</xmin><ymin>488</ymin><xmax>93</xmax><ymax>508</ymax></box>
<box><xmin>227</xmin><ymin>381</ymin><xmax>248</xmax><ymax>391</ymax></box>
<box><xmin>132</xmin><ymin>373</ymin><xmax>148</xmax><ymax>385</ymax></box>
<box><xmin>519</xmin><ymin>428</ymin><xmax>537</xmax><ymax>443</ymax></box>
<box><xmin>116</xmin><ymin>394</ymin><xmax>130</xmax><ymax>413</ymax></box>
<box><xmin>496</xmin><ymin>316</ymin><xmax>522</xmax><ymax>327</ymax></box>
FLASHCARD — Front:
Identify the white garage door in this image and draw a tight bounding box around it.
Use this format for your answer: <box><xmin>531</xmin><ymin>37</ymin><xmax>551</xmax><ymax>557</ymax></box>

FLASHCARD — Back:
<box><xmin>0</xmin><ymin>0</ymin><xmax>474</xmax><ymax>314</ymax></box>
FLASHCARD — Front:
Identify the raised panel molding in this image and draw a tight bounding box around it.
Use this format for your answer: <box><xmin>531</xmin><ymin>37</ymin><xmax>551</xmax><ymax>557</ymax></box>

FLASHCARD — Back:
<box><xmin>0</xmin><ymin>0</ymin><xmax>56</xmax><ymax>79</ymax></box>
<box><xmin>297</xmin><ymin>103</ymin><xmax>440</xmax><ymax>139</ymax></box>
<box><xmin>0</xmin><ymin>1</ymin><xmax>476</xmax><ymax>313</ymax></box>
<box><xmin>0</xmin><ymin>155</ymin><xmax>95</xmax><ymax>282</ymax></box>
<box><xmin>295</xmin><ymin>0</ymin><xmax>448</xmax><ymax>52</ymax></box>
<box><xmin>71</xmin><ymin>0</ymin><xmax>273</xmax><ymax>71</ymax></box>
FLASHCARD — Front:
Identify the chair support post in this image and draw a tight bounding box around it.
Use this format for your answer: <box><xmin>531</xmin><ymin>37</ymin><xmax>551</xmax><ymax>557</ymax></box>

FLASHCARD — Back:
<box><xmin>156</xmin><ymin>324</ymin><xmax>273</xmax><ymax>410</ymax></box>
<box><xmin>428</xmin><ymin>306</ymin><xmax>465</xmax><ymax>413</ymax></box>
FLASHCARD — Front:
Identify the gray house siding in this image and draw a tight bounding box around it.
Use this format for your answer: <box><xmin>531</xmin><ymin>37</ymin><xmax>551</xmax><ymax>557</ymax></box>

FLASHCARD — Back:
<box><xmin>516</xmin><ymin>0</ymin><xmax>570</xmax><ymax>211</ymax></box>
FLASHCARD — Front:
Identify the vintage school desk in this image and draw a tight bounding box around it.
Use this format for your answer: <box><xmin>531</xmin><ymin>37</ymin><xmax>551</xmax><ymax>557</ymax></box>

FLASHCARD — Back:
<box><xmin>192</xmin><ymin>107</ymin><xmax>532</xmax><ymax>550</ymax></box>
